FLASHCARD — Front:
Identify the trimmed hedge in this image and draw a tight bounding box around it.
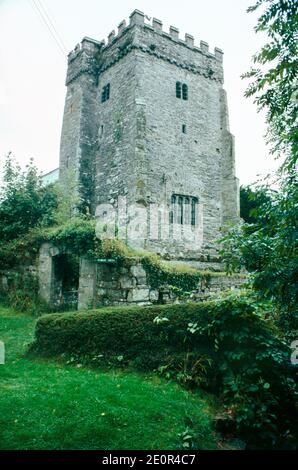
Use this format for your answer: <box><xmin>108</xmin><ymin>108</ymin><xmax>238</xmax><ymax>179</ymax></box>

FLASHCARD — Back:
<box><xmin>30</xmin><ymin>295</ymin><xmax>297</xmax><ymax>448</ymax></box>
<box><xmin>30</xmin><ymin>302</ymin><xmax>215</xmax><ymax>368</ymax></box>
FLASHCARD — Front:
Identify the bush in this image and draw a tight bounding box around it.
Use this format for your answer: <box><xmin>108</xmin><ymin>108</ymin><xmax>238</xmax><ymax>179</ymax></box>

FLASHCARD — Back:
<box><xmin>30</xmin><ymin>302</ymin><xmax>213</xmax><ymax>365</ymax></box>
<box><xmin>30</xmin><ymin>295</ymin><xmax>297</xmax><ymax>448</ymax></box>
<box><xmin>0</xmin><ymin>272</ymin><xmax>50</xmax><ymax>316</ymax></box>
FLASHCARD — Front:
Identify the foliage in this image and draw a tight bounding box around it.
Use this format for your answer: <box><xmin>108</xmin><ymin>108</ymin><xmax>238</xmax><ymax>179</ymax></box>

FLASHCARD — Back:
<box><xmin>40</xmin><ymin>225</ymin><xmax>233</xmax><ymax>294</ymax></box>
<box><xmin>222</xmin><ymin>0</ymin><xmax>298</xmax><ymax>337</ymax></box>
<box><xmin>141</xmin><ymin>253</ymin><xmax>202</xmax><ymax>292</ymax></box>
<box><xmin>53</xmin><ymin>167</ymin><xmax>81</xmax><ymax>224</ymax></box>
<box><xmin>0</xmin><ymin>153</ymin><xmax>58</xmax><ymax>243</ymax></box>
<box><xmin>220</xmin><ymin>177</ymin><xmax>298</xmax><ymax>336</ymax></box>
<box><xmin>0</xmin><ymin>272</ymin><xmax>50</xmax><ymax>316</ymax></box>
<box><xmin>40</xmin><ymin>218</ymin><xmax>98</xmax><ymax>257</ymax></box>
<box><xmin>0</xmin><ymin>230</ymin><xmax>41</xmax><ymax>270</ymax></box>
<box><xmin>30</xmin><ymin>294</ymin><xmax>297</xmax><ymax>448</ymax></box>
<box><xmin>0</xmin><ymin>306</ymin><xmax>216</xmax><ymax>450</ymax></box>
<box><xmin>242</xmin><ymin>0</ymin><xmax>298</xmax><ymax>173</ymax></box>
<box><xmin>0</xmin><ymin>154</ymin><xmax>60</xmax><ymax>269</ymax></box>
<box><xmin>240</xmin><ymin>185</ymin><xmax>272</xmax><ymax>224</ymax></box>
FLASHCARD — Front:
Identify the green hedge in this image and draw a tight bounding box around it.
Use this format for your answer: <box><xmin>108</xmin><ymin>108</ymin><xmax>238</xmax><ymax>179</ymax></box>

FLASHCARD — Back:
<box><xmin>30</xmin><ymin>295</ymin><xmax>297</xmax><ymax>448</ymax></box>
<box><xmin>30</xmin><ymin>302</ymin><xmax>215</xmax><ymax>367</ymax></box>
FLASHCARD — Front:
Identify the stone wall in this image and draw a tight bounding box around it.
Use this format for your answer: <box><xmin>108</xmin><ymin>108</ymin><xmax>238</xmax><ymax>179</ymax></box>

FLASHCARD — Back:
<box><xmin>1</xmin><ymin>245</ymin><xmax>246</xmax><ymax>311</ymax></box>
<box><xmin>0</xmin><ymin>265</ymin><xmax>38</xmax><ymax>291</ymax></box>
<box><xmin>94</xmin><ymin>258</ymin><xmax>246</xmax><ymax>308</ymax></box>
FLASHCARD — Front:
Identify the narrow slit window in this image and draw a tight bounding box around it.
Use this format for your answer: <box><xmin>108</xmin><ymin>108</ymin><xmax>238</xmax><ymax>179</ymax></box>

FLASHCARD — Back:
<box><xmin>191</xmin><ymin>198</ymin><xmax>197</xmax><ymax>226</ymax></box>
<box><xmin>101</xmin><ymin>83</ymin><xmax>110</xmax><ymax>103</ymax></box>
<box><xmin>184</xmin><ymin>197</ymin><xmax>190</xmax><ymax>224</ymax></box>
<box><xmin>182</xmin><ymin>124</ymin><xmax>186</xmax><ymax>134</ymax></box>
<box><xmin>101</xmin><ymin>88</ymin><xmax>105</xmax><ymax>103</ymax></box>
<box><xmin>182</xmin><ymin>84</ymin><xmax>188</xmax><ymax>100</ymax></box>
<box><xmin>178</xmin><ymin>196</ymin><xmax>183</xmax><ymax>224</ymax></box>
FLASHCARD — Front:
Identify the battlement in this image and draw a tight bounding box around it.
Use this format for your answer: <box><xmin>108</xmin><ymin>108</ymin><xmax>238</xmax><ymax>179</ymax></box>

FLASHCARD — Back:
<box><xmin>106</xmin><ymin>10</ymin><xmax>223</xmax><ymax>61</ymax></box>
<box><xmin>65</xmin><ymin>10</ymin><xmax>225</xmax><ymax>86</ymax></box>
<box><xmin>67</xmin><ymin>10</ymin><xmax>223</xmax><ymax>63</ymax></box>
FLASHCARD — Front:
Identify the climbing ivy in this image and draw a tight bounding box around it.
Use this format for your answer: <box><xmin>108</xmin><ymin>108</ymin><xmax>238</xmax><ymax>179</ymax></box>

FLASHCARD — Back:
<box><xmin>141</xmin><ymin>253</ymin><xmax>203</xmax><ymax>291</ymax></box>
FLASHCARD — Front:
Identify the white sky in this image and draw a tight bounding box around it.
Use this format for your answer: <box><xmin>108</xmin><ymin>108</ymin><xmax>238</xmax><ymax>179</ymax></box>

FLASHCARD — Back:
<box><xmin>0</xmin><ymin>0</ymin><xmax>280</xmax><ymax>185</ymax></box>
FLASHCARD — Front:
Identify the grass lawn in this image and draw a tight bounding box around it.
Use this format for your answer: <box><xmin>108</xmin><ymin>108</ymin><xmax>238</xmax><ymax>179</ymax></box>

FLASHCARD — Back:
<box><xmin>0</xmin><ymin>306</ymin><xmax>218</xmax><ymax>450</ymax></box>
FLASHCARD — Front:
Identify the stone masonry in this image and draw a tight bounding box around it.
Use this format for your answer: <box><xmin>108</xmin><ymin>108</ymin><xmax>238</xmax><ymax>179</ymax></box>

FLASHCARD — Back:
<box><xmin>59</xmin><ymin>10</ymin><xmax>239</xmax><ymax>264</ymax></box>
<box><xmin>34</xmin><ymin>244</ymin><xmax>246</xmax><ymax>310</ymax></box>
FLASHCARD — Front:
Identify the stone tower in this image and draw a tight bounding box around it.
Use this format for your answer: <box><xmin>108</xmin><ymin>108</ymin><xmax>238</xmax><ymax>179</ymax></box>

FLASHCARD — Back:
<box><xmin>59</xmin><ymin>10</ymin><xmax>239</xmax><ymax>266</ymax></box>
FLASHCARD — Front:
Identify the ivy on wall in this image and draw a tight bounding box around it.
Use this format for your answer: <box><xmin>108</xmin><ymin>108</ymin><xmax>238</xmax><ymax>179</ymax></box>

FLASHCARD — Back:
<box><xmin>2</xmin><ymin>218</ymin><xmax>244</xmax><ymax>294</ymax></box>
<box><xmin>40</xmin><ymin>221</ymin><xmax>243</xmax><ymax>292</ymax></box>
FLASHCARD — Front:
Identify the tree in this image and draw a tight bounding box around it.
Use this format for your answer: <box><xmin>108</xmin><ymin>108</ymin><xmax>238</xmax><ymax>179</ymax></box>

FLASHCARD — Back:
<box><xmin>0</xmin><ymin>153</ymin><xmax>58</xmax><ymax>242</ymax></box>
<box><xmin>240</xmin><ymin>185</ymin><xmax>272</xmax><ymax>224</ymax></box>
<box><xmin>221</xmin><ymin>0</ymin><xmax>298</xmax><ymax>336</ymax></box>
<box><xmin>242</xmin><ymin>0</ymin><xmax>298</xmax><ymax>173</ymax></box>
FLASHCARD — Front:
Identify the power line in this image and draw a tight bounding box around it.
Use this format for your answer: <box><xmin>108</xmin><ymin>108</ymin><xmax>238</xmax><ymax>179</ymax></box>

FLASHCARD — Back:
<box><xmin>35</xmin><ymin>0</ymin><xmax>68</xmax><ymax>54</ymax></box>
<box><xmin>30</xmin><ymin>0</ymin><xmax>66</xmax><ymax>57</ymax></box>
<box><xmin>28</xmin><ymin>0</ymin><xmax>67</xmax><ymax>58</ymax></box>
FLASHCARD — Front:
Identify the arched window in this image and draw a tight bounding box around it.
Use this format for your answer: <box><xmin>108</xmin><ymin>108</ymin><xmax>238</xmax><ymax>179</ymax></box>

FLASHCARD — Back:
<box><xmin>182</xmin><ymin>83</ymin><xmax>188</xmax><ymax>100</ymax></box>
<box><xmin>176</xmin><ymin>81</ymin><xmax>182</xmax><ymax>98</ymax></box>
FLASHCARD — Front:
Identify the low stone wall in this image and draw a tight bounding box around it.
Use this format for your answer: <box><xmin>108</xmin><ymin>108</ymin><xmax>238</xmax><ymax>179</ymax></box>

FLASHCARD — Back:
<box><xmin>1</xmin><ymin>246</ymin><xmax>247</xmax><ymax>311</ymax></box>
<box><xmin>95</xmin><ymin>260</ymin><xmax>154</xmax><ymax>307</ymax></box>
<box><xmin>0</xmin><ymin>265</ymin><xmax>38</xmax><ymax>293</ymax></box>
<box><xmin>93</xmin><ymin>258</ymin><xmax>246</xmax><ymax>308</ymax></box>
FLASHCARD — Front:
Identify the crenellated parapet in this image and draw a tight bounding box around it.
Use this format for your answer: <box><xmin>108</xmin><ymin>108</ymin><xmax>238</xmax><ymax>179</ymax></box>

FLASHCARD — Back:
<box><xmin>102</xmin><ymin>10</ymin><xmax>224</xmax><ymax>63</ymax></box>
<box><xmin>66</xmin><ymin>37</ymin><xmax>104</xmax><ymax>86</ymax></box>
<box><xmin>65</xmin><ymin>10</ymin><xmax>224</xmax><ymax>86</ymax></box>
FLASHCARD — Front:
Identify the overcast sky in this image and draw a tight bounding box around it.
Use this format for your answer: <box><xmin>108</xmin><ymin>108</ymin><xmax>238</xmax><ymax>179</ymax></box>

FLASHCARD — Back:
<box><xmin>0</xmin><ymin>0</ymin><xmax>280</xmax><ymax>185</ymax></box>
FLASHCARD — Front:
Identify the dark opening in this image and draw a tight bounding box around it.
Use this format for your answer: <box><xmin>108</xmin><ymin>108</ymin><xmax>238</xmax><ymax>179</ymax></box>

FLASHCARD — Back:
<box><xmin>182</xmin><ymin>83</ymin><xmax>188</xmax><ymax>100</ymax></box>
<box><xmin>53</xmin><ymin>254</ymin><xmax>80</xmax><ymax>310</ymax></box>
<box><xmin>176</xmin><ymin>81</ymin><xmax>182</xmax><ymax>98</ymax></box>
<box><xmin>101</xmin><ymin>83</ymin><xmax>110</xmax><ymax>103</ymax></box>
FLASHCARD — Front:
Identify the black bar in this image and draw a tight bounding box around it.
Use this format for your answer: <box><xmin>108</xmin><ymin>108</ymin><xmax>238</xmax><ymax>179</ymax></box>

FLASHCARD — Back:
<box><xmin>0</xmin><ymin>450</ymin><xmax>296</xmax><ymax>467</ymax></box>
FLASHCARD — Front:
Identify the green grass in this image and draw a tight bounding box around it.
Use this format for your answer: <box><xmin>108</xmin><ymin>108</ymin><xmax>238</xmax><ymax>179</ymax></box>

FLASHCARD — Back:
<box><xmin>0</xmin><ymin>306</ymin><xmax>218</xmax><ymax>450</ymax></box>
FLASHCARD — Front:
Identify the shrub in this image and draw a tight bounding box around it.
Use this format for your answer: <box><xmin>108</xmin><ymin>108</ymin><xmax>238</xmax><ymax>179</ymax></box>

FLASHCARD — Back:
<box><xmin>30</xmin><ymin>295</ymin><xmax>297</xmax><ymax>448</ymax></box>
<box><xmin>0</xmin><ymin>272</ymin><xmax>50</xmax><ymax>316</ymax></box>
<box><xmin>30</xmin><ymin>302</ymin><xmax>214</xmax><ymax>366</ymax></box>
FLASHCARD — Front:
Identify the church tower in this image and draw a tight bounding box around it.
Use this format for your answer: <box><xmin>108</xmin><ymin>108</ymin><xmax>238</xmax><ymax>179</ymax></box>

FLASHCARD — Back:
<box><xmin>59</xmin><ymin>10</ymin><xmax>239</xmax><ymax>265</ymax></box>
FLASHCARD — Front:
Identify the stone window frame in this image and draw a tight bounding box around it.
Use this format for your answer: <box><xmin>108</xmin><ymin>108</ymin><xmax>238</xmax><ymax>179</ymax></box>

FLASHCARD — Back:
<box><xmin>176</xmin><ymin>81</ymin><xmax>188</xmax><ymax>100</ymax></box>
<box><xmin>170</xmin><ymin>194</ymin><xmax>198</xmax><ymax>226</ymax></box>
